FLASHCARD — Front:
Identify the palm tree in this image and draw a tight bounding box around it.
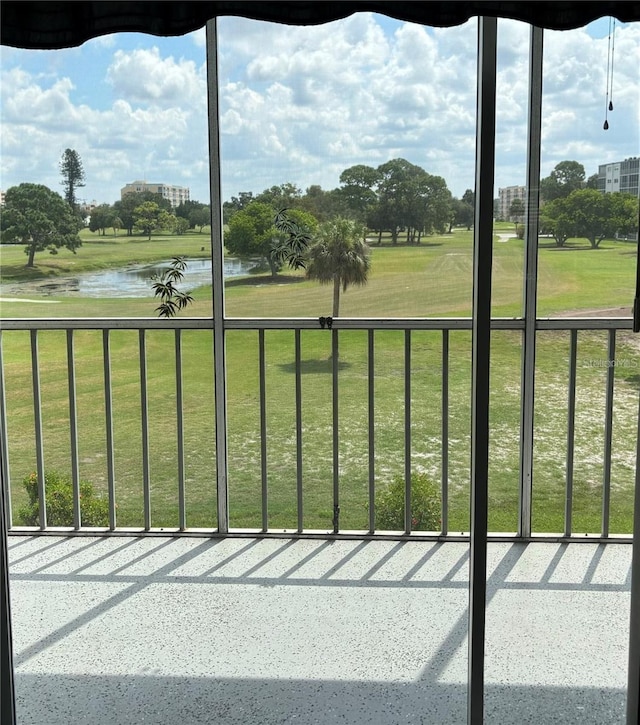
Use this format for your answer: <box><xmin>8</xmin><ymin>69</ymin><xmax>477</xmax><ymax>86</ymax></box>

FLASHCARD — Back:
<box><xmin>306</xmin><ymin>217</ymin><xmax>371</xmax><ymax>318</ymax></box>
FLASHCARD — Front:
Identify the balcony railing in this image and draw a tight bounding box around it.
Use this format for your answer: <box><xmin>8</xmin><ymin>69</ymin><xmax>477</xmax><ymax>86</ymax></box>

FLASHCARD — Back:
<box><xmin>1</xmin><ymin>315</ymin><xmax>636</xmax><ymax>541</ymax></box>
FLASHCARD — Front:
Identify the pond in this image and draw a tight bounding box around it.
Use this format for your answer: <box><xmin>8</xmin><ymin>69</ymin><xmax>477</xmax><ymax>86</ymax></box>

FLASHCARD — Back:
<box><xmin>5</xmin><ymin>257</ymin><xmax>260</xmax><ymax>298</ymax></box>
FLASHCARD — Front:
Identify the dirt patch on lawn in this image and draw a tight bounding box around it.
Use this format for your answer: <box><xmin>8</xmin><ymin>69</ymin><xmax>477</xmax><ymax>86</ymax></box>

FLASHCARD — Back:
<box><xmin>552</xmin><ymin>306</ymin><xmax>632</xmax><ymax>318</ymax></box>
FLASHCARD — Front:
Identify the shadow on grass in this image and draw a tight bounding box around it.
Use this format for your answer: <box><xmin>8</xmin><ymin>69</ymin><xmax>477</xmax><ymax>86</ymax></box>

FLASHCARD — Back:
<box><xmin>619</xmin><ymin>372</ymin><xmax>640</xmax><ymax>391</ymax></box>
<box><xmin>225</xmin><ymin>274</ymin><xmax>305</xmax><ymax>288</ymax></box>
<box><xmin>367</xmin><ymin>241</ymin><xmax>444</xmax><ymax>248</ymax></box>
<box><xmin>538</xmin><ymin>241</ymin><xmax>595</xmax><ymax>251</ymax></box>
<box><xmin>278</xmin><ymin>358</ymin><xmax>353</xmax><ymax>374</ymax></box>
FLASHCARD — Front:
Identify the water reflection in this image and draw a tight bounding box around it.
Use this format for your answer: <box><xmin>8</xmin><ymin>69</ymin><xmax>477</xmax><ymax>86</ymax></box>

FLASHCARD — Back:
<box><xmin>17</xmin><ymin>257</ymin><xmax>258</xmax><ymax>298</ymax></box>
<box><xmin>78</xmin><ymin>257</ymin><xmax>255</xmax><ymax>298</ymax></box>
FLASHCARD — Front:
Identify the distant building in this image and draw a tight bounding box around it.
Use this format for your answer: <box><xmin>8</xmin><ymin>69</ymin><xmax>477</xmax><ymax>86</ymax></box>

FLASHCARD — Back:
<box><xmin>597</xmin><ymin>157</ymin><xmax>640</xmax><ymax>198</ymax></box>
<box><xmin>0</xmin><ymin>190</ymin><xmax>5</xmax><ymax>206</ymax></box>
<box><xmin>79</xmin><ymin>199</ymin><xmax>99</xmax><ymax>215</ymax></box>
<box><xmin>121</xmin><ymin>181</ymin><xmax>190</xmax><ymax>208</ymax></box>
<box><xmin>498</xmin><ymin>185</ymin><xmax>526</xmax><ymax>221</ymax></box>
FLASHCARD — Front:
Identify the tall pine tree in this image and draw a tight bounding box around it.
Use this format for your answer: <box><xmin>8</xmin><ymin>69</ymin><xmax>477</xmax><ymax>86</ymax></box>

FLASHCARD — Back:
<box><xmin>59</xmin><ymin>148</ymin><xmax>86</xmax><ymax>211</ymax></box>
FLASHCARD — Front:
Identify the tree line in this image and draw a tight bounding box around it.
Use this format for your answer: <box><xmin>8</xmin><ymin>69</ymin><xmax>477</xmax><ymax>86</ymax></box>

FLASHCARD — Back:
<box><xmin>504</xmin><ymin>160</ymin><xmax>639</xmax><ymax>246</ymax></box>
<box><xmin>224</xmin><ymin>158</ymin><xmax>475</xmax><ymax>247</ymax></box>
<box><xmin>1</xmin><ymin>149</ymin><xmax>637</xmax><ymax>270</ymax></box>
<box><xmin>87</xmin><ymin>195</ymin><xmax>211</xmax><ymax>239</ymax></box>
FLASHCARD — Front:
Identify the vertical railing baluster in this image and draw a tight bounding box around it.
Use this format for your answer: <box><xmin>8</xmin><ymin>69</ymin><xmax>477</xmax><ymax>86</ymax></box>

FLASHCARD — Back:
<box><xmin>565</xmin><ymin>330</ymin><xmax>577</xmax><ymax>537</ymax></box>
<box><xmin>295</xmin><ymin>330</ymin><xmax>303</xmax><ymax>532</ymax></box>
<box><xmin>0</xmin><ymin>332</ymin><xmax>12</xmax><ymax>527</ymax></box>
<box><xmin>602</xmin><ymin>329</ymin><xmax>615</xmax><ymax>537</ymax></box>
<box><xmin>368</xmin><ymin>329</ymin><xmax>375</xmax><ymax>533</ymax></box>
<box><xmin>139</xmin><ymin>330</ymin><xmax>151</xmax><ymax>530</ymax></box>
<box><xmin>404</xmin><ymin>329</ymin><xmax>411</xmax><ymax>534</ymax></box>
<box><xmin>66</xmin><ymin>330</ymin><xmax>81</xmax><ymax>529</ymax></box>
<box><xmin>258</xmin><ymin>330</ymin><xmax>268</xmax><ymax>531</ymax></box>
<box><xmin>332</xmin><ymin>328</ymin><xmax>339</xmax><ymax>533</ymax></box>
<box><xmin>175</xmin><ymin>330</ymin><xmax>186</xmax><ymax>531</ymax></box>
<box><xmin>30</xmin><ymin>330</ymin><xmax>46</xmax><ymax>530</ymax></box>
<box><xmin>103</xmin><ymin>330</ymin><xmax>116</xmax><ymax>529</ymax></box>
<box><xmin>441</xmin><ymin>329</ymin><xmax>449</xmax><ymax>536</ymax></box>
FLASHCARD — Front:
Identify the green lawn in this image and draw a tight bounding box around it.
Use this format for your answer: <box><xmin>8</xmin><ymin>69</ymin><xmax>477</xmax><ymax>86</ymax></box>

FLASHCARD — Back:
<box><xmin>1</xmin><ymin>226</ymin><xmax>638</xmax><ymax>534</ymax></box>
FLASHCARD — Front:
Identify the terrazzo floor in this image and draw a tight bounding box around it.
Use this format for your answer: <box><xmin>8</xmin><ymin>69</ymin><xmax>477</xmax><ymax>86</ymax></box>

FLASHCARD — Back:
<box><xmin>7</xmin><ymin>536</ymin><xmax>633</xmax><ymax>724</ymax></box>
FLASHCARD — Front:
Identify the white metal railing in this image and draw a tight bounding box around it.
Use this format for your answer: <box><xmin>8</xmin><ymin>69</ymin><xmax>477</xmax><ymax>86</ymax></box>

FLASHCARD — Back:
<box><xmin>1</xmin><ymin>315</ymin><xmax>635</xmax><ymax>541</ymax></box>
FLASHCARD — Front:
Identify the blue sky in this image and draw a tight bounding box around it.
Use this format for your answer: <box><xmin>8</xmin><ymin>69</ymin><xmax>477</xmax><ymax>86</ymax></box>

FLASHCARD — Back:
<box><xmin>1</xmin><ymin>14</ymin><xmax>638</xmax><ymax>207</ymax></box>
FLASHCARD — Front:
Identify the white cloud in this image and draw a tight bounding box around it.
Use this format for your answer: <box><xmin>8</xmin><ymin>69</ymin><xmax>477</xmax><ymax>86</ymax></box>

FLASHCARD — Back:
<box><xmin>0</xmin><ymin>15</ymin><xmax>638</xmax><ymax>207</ymax></box>
<box><xmin>190</xmin><ymin>27</ymin><xmax>207</xmax><ymax>48</ymax></box>
<box><xmin>217</xmin><ymin>14</ymin><xmax>479</xmax><ymax>198</ymax></box>
<box><xmin>0</xmin><ymin>58</ymin><xmax>207</xmax><ymax>203</ymax></box>
<box><xmin>106</xmin><ymin>47</ymin><xmax>206</xmax><ymax>108</ymax></box>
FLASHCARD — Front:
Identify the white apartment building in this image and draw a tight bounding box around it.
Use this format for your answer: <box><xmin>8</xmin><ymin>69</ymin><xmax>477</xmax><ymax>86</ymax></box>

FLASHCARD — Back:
<box><xmin>597</xmin><ymin>157</ymin><xmax>640</xmax><ymax>199</ymax></box>
<box><xmin>497</xmin><ymin>185</ymin><xmax>525</xmax><ymax>221</ymax></box>
<box><xmin>121</xmin><ymin>180</ymin><xmax>190</xmax><ymax>208</ymax></box>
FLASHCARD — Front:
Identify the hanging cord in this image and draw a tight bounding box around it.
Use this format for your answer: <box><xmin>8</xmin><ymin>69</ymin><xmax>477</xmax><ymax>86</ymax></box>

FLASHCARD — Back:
<box><xmin>603</xmin><ymin>17</ymin><xmax>616</xmax><ymax>129</ymax></box>
<box><xmin>609</xmin><ymin>18</ymin><xmax>616</xmax><ymax>111</ymax></box>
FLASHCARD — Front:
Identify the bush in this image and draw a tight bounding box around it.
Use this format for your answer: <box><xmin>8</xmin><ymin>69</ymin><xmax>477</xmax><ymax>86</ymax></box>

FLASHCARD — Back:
<box><xmin>17</xmin><ymin>470</ymin><xmax>110</xmax><ymax>527</ymax></box>
<box><xmin>375</xmin><ymin>472</ymin><xmax>441</xmax><ymax>531</ymax></box>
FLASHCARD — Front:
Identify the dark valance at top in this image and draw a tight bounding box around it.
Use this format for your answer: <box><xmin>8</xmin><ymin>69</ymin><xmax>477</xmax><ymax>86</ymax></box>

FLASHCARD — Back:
<box><xmin>2</xmin><ymin>1</ymin><xmax>640</xmax><ymax>49</ymax></box>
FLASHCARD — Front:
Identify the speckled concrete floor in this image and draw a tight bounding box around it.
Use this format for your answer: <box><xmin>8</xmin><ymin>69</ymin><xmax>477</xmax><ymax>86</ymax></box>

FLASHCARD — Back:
<box><xmin>7</xmin><ymin>536</ymin><xmax>632</xmax><ymax>724</ymax></box>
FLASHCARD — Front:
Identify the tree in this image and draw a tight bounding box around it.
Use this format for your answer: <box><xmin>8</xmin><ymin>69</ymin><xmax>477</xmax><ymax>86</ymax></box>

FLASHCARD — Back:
<box><xmin>1</xmin><ymin>183</ymin><xmax>81</xmax><ymax>267</ymax></box>
<box><xmin>59</xmin><ymin>148</ymin><xmax>86</xmax><ymax>211</ymax></box>
<box><xmin>462</xmin><ymin>188</ymin><xmax>475</xmax><ymax>207</ymax></box>
<box><xmin>371</xmin><ymin>159</ymin><xmax>452</xmax><ymax>244</ymax></box>
<box><xmin>558</xmin><ymin>189</ymin><xmax>638</xmax><ymax>249</ymax></box>
<box><xmin>338</xmin><ymin>164</ymin><xmax>380</xmax><ymax>223</ymax></box>
<box><xmin>540</xmin><ymin>198</ymin><xmax>573</xmax><ymax>247</ymax></box>
<box><xmin>453</xmin><ymin>199</ymin><xmax>474</xmax><ymax>230</ymax></box>
<box><xmin>305</xmin><ymin>217</ymin><xmax>371</xmax><ymax>318</ymax></box>
<box><xmin>418</xmin><ymin>173</ymin><xmax>452</xmax><ymax>237</ymax></box>
<box><xmin>89</xmin><ymin>203</ymin><xmax>115</xmax><ymax>236</ymax></box>
<box><xmin>540</xmin><ymin>160</ymin><xmax>586</xmax><ymax>202</ymax></box>
<box><xmin>173</xmin><ymin>217</ymin><xmax>190</xmax><ymax>235</ymax></box>
<box><xmin>222</xmin><ymin>192</ymin><xmax>254</xmax><ymax>225</ymax></box>
<box><xmin>133</xmin><ymin>201</ymin><xmax>172</xmax><ymax>240</ymax></box>
<box><xmin>225</xmin><ymin>201</ymin><xmax>317</xmax><ymax>277</ymax></box>
<box><xmin>585</xmin><ymin>173</ymin><xmax>599</xmax><ymax>190</ymax></box>
<box><xmin>611</xmin><ymin>193</ymin><xmax>639</xmax><ymax>240</ymax></box>
<box><xmin>509</xmin><ymin>197</ymin><xmax>525</xmax><ymax>233</ymax></box>
<box><xmin>255</xmin><ymin>183</ymin><xmax>302</xmax><ymax>209</ymax></box>
<box><xmin>299</xmin><ymin>185</ymin><xmax>344</xmax><ymax>222</ymax></box>
<box><xmin>375</xmin><ymin>158</ymin><xmax>422</xmax><ymax>245</ymax></box>
<box><xmin>189</xmin><ymin>206</ymin><xmax>211</xmax><ymax>232</ymax></box>
<box><xmin>113</xmin><ymin>191</ymin><xmax>172</xmax><ymax>235</ymax></box>
<box><xmin>175</xmin><ymin>199</ymin><xmax>205</xmax><ymax>221</ymax></box>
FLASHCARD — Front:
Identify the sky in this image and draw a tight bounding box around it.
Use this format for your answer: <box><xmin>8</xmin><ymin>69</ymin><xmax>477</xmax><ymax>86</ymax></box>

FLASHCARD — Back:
<box><xmin>1</xmin><ymin>13</ymin><xmax>638</xmax><ymax>207</ymax></box>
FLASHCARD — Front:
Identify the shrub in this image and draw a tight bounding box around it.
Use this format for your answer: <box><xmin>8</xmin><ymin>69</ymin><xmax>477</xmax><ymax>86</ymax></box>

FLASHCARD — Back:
<box><xmin>17</xmin><ymin>470</ymin><xmax>110</xmax><ymax>527</ymax></box>
<box><xmin>374</xmin><ymin>472</ymin><xmax>441</xmax><ymax>531</ymax></box>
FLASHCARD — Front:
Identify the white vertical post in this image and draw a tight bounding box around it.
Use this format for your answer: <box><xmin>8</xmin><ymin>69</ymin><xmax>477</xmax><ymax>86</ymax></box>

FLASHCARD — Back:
<box><xmin>1</xmin><ymin>442</ymin><xmax>16</xmax><ymax>725</ymax></box>
<box><xmin>519</xmin><ymin>25</ymin><xmax>543</xmax><ymax>538</ymax></box>
<box><xmin>627</xmin><ymin>393</ymin><xmax>640</xmax><ymax>724</ymax></box>
<box><xmin>468</xmin><ymin>16</ymin><xmax>497</xmax><ymax>725</ymax></box>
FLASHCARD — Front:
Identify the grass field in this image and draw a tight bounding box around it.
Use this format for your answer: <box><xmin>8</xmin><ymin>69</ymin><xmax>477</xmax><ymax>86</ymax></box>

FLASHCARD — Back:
<box><xmin>1</xmin><ymin>225</ymin><xmax>638</xmax><ymax>534</ymax></box>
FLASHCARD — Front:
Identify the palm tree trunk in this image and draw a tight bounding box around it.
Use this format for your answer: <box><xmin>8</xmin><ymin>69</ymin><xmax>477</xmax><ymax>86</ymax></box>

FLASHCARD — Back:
<box><xmin>333</xmin><ymin>276</ymin><xmax>340</xmax><ymax>318</ymax></box>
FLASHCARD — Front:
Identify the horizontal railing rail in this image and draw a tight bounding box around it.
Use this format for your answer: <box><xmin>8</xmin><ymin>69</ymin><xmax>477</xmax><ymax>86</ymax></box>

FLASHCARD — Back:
<box><xmin>1</xmin><ymin>316</ymin><xmax>636</xmax><ymax>541</ymax></box>
<box><xmin>1</xmin><ymin>317</ymin><xmax>635</xmax><ymax>331</ymax></box>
